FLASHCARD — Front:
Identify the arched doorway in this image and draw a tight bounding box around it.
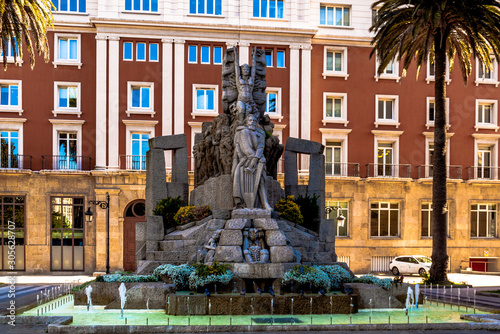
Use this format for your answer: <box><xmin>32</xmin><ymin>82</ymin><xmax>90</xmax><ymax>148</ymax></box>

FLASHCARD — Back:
<box><xmin>123</xmin><ymin>200</ymin><xmax>145</xmax><ymax>271</ymax></box>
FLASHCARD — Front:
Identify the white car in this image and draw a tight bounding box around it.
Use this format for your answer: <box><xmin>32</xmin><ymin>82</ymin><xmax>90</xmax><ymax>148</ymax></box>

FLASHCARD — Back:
<box><xmin>389</xmin><ymin>255</ymin><xmax>432</xmax><ymax>276</ymax></box>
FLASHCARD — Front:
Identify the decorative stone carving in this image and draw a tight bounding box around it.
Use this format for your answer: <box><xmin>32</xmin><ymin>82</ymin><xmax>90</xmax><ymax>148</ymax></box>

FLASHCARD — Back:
<box><xmin>203</xmin><ymin>229</ymin><xmax>222</xmax><ymax>263</ymax></box>
<box><xmin>242</xmin><ymin>227</ymin><xmax>269</xmax><ymax>264</ymax></box>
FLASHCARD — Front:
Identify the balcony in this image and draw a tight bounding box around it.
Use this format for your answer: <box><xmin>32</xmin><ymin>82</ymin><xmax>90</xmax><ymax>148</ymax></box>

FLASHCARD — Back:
<box><xmin>417</xmin><ymin>165</ymin><xmax>462</xmax><ymax>180</ymax></box>
<box><xmin>467</xmin><ymin>166</ymin><xmax>500</xmax><ymax>180</ymax></box>
<box><xmin>366</xmin><ymin>163</ymin><xmax>411</xmax><ymax>178</ymax></box>
<box><xmin>325</xmin><ymin>162</ymin><xmax>360</xmax><ymax>177</ymax></box>
<box><xmin>41</xmin><ymin>155</ymin><xmax>92</xmax><ymax>171</ymax></box>
<box><xmin>120</xmin><ymin>155</ymin><xmax>147</xmax><ymax>171</ymax></box>
<box><xmin>0</xmin><ymin>155</ymin><xmax>32</xmax><ymax>170</ymax></box>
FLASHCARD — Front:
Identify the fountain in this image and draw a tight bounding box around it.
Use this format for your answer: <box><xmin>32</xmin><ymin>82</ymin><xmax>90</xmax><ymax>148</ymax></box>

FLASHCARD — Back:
<box><xmin>118</xmin><ymin>283</ymin><xmax>127</xmax><ymax>318</ymax></box>
<box><xmin>405</xmin><ymin>286</ymin><xmax>414</xmax><ymax>314</ymax></box>
<box><xmin>415</xmin><ymin>284</ymin><xmax>420</xmax><ymax>308</ymax></box>
<box><xmin>85</xmin><ymin>285</ymin><xmax>93</xmax><ymax>312</ymax></box>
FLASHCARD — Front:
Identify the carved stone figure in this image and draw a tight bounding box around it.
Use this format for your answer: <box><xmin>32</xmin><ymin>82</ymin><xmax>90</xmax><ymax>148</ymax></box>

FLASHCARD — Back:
<box><xmin>262</xmin><ymin>114</ymin><xmax>284</xmax><ymax>179</ymax></box>
<box><xmin>231</xmin><ymin>114</ymin><xmax>272</xmax><ymax>211</ymax></box>
<box><xmin>222</xmin><ymin>48</ymin><xmax>237</xmax><ymax>115</ymax></box>
<box><xmin>234</xmin><ymin>48</ymin><xmax>258</xmax><ymax>122</ymax></box>
<box><xmin>194</xmin><ymin>141</ymin><xmax>207</xmax><ymax>187</ymax></box>
<box><xmin>252</xmin><ymin>48</ymin><xmax>267</xmax><ymax>119</ymax></box>
<box><xmin>204</xmin><ymin>229</ymin><xmax>222</xmax><ymax>263</ymax></box>
<box><xmin>243</xmin><ymin>228</ymin><xmax>269</xmax><ymax>263</ymax></box>
<box><xmin>219</xmin><ymin>125</ymin><xmax>233</xmax><ymax>175</ymax></box>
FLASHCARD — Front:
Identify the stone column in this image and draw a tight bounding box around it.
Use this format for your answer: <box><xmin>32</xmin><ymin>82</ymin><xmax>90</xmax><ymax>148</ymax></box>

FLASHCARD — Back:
<box><xmin>289</xmin><ymin>44</ymin><xmax>300</xmax><ymax>139</ymax></box>
<box><xmin>108</xmin><ymin>36</ymin><xmax>120</xmax><ymax>169</ymax></box>
<box><xmin>145</xmin><ymin>148</ymin><xmax>168</xmax><ymax>216</ymax></box>
<box><xmin>95</xmin><ymin>35</ymin><xmax>107</xmax><ymax>170</ymax></box>
<box><xmin>174</xmin><ymin>39</ymin><xmax>185</xmax><ymax>135</ymax></box>
<box><xmin>162</xmin><ymin>39</ymin><xmax>174</xmax><ymax>170</ymax></box>
<box><xmin>301</xmin><ymin>45</ymin><xmax>312</xmax><ymax>172</ymax></box>
<box><xmin>238</xmin><ymin>41</ymin><xmax>250</xmax><ymax>65</ymax></box>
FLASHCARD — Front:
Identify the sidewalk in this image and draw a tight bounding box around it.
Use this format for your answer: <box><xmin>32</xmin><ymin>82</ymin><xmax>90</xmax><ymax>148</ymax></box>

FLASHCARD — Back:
<box><xmin>0</xmin><ymin>275</ymin><xmax>94</xmax><ymax>284</ymax></box>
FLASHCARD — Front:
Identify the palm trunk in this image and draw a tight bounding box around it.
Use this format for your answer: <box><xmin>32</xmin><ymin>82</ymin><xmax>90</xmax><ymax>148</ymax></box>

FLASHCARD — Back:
<box><xmin>429</xmin><ymin>30</ymin><xmax>449</xmax><ymax>283</ymax></box>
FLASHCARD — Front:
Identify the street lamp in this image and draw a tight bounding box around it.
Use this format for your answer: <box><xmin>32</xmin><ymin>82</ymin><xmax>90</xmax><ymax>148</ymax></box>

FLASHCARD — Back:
<box><xmin>85</xmin><ymin>194</ymin><xmax>110</xmax><ymax>274</ymax></box>
<box><xmin>325</xmin><ymin>206</ymin><xmax>346</xmax><ymax>227</ymax></box>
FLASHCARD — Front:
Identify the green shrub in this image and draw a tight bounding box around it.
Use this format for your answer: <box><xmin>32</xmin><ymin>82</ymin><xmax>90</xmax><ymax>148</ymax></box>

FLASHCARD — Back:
<box><xmin>153</xmin><ymin>264</ymin><xmax>195</xmax><ymax>290</ymax></box>
<box><xmin>351</xmin><ymin>274</ymin><xmax>392</xmax><ymax>290</ymax></box>
<box><xmin>95</xmin><ymin>274</ymin><xmax>158</xmax><ymax>283</ymax></box>
<box><xmin>281</xmin><ymin>265</ymin><xmax>330</xmax><ymax>291</ymax></box>
<box><xmin>317</xmin><ymin>265</ymin><xmax>351</xmax><ymax>290</ymax></box>
<box><xmin>188</xmin><ymin>262</ymin><xmax>233</xmax><ymax>290</ymax></box>
<box><xmin>294</xmin><ymin>194</ymin><xmax>320</xmax><ymax>232</ymax></box>
<box><xmin>193</xmin><ymin>205</ymin><xmax>212</xmax><ymax>221</ymax></box>
<box><xmin>174</xmin><ymin>206</ymin><xmax>195</xmax><ymax>225</ymax></box>
<box><xmin>275</xmin><ymin>196</ymin><xmax>304</xmax><ymax>225</ymax></box>
<box><xmin>71</xmin><ymin>279</ymin><xmax>96</xmax><ymax>292</ymax></box>
<box><xmin>153</xmin><ymin>196</ymin><xmax>185</xmax><ymax>230</ymax></box>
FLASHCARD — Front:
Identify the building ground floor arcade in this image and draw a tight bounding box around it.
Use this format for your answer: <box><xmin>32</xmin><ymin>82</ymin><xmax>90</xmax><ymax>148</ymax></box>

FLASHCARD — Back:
<box><xmin>0</xmin><ymin>170</ymin><xmax>498</xmax><ymax>275</ymax></box>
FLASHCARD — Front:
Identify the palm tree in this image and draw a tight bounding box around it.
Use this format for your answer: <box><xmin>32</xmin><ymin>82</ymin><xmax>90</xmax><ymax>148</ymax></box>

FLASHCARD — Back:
<box><xmin>370</xmin><ymin>0</ymin><xmax>500</xmax><ymax>283</ymax></box>
<box><xmin>0</xmin><ymin>0</ymin><xmax>54</xmax><ymax>68</ymax></box>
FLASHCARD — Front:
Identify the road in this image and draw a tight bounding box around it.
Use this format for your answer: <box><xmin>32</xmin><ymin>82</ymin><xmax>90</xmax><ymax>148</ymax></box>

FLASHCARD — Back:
<box><xmin>0</xmin><ymin>283</ymin><xmax>61</xmax><ymax>315</ymax></box>
<box><xmin>421</xmin><ymin>285</ymin><xmax>500</xmax><ymax>310</ymax></box>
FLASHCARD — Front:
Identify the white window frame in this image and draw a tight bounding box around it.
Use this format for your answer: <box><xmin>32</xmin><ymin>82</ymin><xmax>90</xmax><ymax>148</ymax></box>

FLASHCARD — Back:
<box><xmin>149</xmin><ymin>43</ymin><xmax>159</xmax><ymax>62</ymax></box>
<box><xmin>252</xmin><ymin>0</ymin><xmax>284</xmax><ymax>19</ymax></box>
<box><xmin>191</xmin><ymin>84</ymin><xmax>219</xmax><ymax>118</ymax></box>
<box><xmin>122</xmin><ymin>119</ymin><xmax>157</xmax><ymax>169</ymax></box>
<box><xmin>426</xmin><ymin>58</ymin><xmax>451</xmax><ymax>84</ymax></box>
<box><xmin>374</xmin><ymin>56</ymin><xmax>400</xmax><ymax>82</ymax></box>
<box><xmin>53</xmin><ymin>33</ymin><xmax>82</xmax><ymax>69</ymax></box>
<box><xmin>420</xmin><ymin>200</ymin><xmax>450</xmax><ymax>238</ymax></box>
<box><xmin>470</xmin><ymin>203</ymin><xmax>498</xmax><ymax>238</ymax></box>
<box><xmin>374</xmin><ymin>94</ymin><xmax>399</xmax><ymax>127</ymax></box>
<box><xmin>472</xmin><ymin>133</ymin><xmax>500</xmax><ymax>180</ymax></box>
<box><xmin>123</xmin><ymin>42</ymin><xmax>134</xmax><ymax>61</ymax></box>
<box><xmin>475</xmin><ymin>99</ymin><xmax>499</xmax><ymax>131</ymax></box>
<box><xmin>319</xmin><ymin>4</ymin><xmax>351</xmax><ymax>28</ymax></box>
<box><xmin>425</xmin><ymin>97</ymin><xmax>450</xmax><ymax>129</ymax></box>
<box><xmin>201</xmin><ymin>45</ymin><xmax>210</xmax><ymax>64</ymax></box>
<box><xmin>475</xmin><ymin>57</ymin><xmax>499</xmax><ymax>87</ymax></box>
<box><xmin>370</xmin><ymin>201</ymin><xmax>401</xmax><ymax>238</ymax></box>
<box><xmin>372</xmin><ymin>130</ymin><xmax>403</xmax><ymax>178</ymax></box>
<box><xmin>1</xmin><ymin>39</ymin><xmax>22</xmax><ymax>65</ymax></box>
<box><xmin>126</xmin><ymin>81</ymin><xmax>155</xmax><ymax>117</ymax></box>
<box><xmin>320</xmin><ymin>128</ymin><xmax>351</xmax><ymax>177</ymax></box>
<box><xmin>0</xmin><ymin>118</ymin><xmax>25</xmax><ymax>158</ymax></box>
<box><xmin>136</xmin><ymin>42</ymin><xmax>146</xmax><ymax>61</ymax></box>
<box><xmin>189</xmin><ymin>0</ymin><xmax>222</xmax><ymax>16</ymax></box>
<box><xmin>49</xmin><ymin>119</ymin><xmax>84</xmax><ymax>160</ymax></box>
<box><xmin>322</xmin><ymin>46</ymin><xmax>348</xmax><ymax>79</ymax></box>
<box><xmin>423</xmin><ymin>131</ymin><xmax>453</xmax><ymax>178</ymax></box>
<box><xmin>53</xmin><ymin>82</ymin><xmax>81</xmax><ymax>117</ymax></box>
<box><xmin>265</xmin><ymin>87</ymin><xmax>283</xmax><ymax>121</ymax></box>
<box><xmin>188</xmin><ymin>45</ymin><xmax>197</xmax><ymax>64</ymax></box>
<box><xmin>322</xmin><ymin>92</ymin><xmax>348</xmax><ymax>126</ymax></box>
<box><xmin>0</xmin><ymin>80</ymin><xmax>22</xmax><ymax>115</ymax></box>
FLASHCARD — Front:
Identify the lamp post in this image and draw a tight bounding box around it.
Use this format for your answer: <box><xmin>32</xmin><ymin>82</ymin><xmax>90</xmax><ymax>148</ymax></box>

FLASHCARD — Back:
<box><xmin>85</xmin><ymin>193</ymin><xmax>110</xmax><ymax>274</ymax></box>
<box><xmin>325</xmin><ymin>206</ymin><xmax>346</xmax><ymax>227</ymax></box>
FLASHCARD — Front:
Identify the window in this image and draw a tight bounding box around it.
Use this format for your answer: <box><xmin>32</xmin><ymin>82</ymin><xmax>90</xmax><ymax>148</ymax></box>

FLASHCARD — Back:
<box><xmin>471</xmin><ymin>204</ymin><xmax>497</xmax><ymax>238</ymax></box>
<box><xmin>320</xmin><ymin>5</ymin><xmax>350</xmax><ymax>27</ymax></box>
<box><xmin>51</xmin><ymin>197</ymin><xmax>84</xmax><ymax>271</ymax></box>
<box><xmin>475</xmin><ymin>100</ymin><xmax>498</xmax><ymax>130</ymax></box>
<box><xmin>201</xmin><ymin>46</ymin><xmax>210</xmax><ymax>64</ymax></box>
<box><xmin>0</xmin><ymin>196</ymin><xmax>25</xmax><ymax>271</ymax></box>
<box><xmin>326</xmin><ymin>142</ymin><xmax>342</xmax><ymax>176</ymax></box>
<box><xmin>265</xmin><ymin>49</ymin><xmax>273</xmax><ymax>67</ymax></box>
<box><xmin>54</xmin><ymin>34</ymin><xmax>81</xmax><ymax>68</ymax></box>
<box><xmin>1</xmin><ymin>38</ymin><xmax>19</xmax><ymax>59</ymax></box>
<box><xmin>370</xmin><ymin>202</ymin><xmax>399</xmax><ymax>237</ymax></box>
<box><xmin>131</xmin><ymin>133</ymin><xmax>149</xmax><ymax>170</ymax></box>
<box><xmin>52</xmin><ymin>0</ymin><xmax>86</xmax><ymax>13</ymax></box>
<box><xmin>426</xmin><ymin>58</ymin><xmax>451</xmax><ymax>84</ymax></box>
<box><xmin>427</xmin><ymin>142</ymin><xmax>434</xmax><ymax>177</ymax></box>
<box><xmin>426</xmin><ymin>97</ymin><xmax>450</xmax><ymax>129</ymax></box>
<box><xmin>375</xmin><ymin>56</ymin><xmax>400</xmax><ymax>81</ymax></box>
<box><xmin>323</xmin><ymin>92</ymin><xmax>348</xmax><ymax>126</ymax></box>
<box><xmin>323</xmin><ymin>47</ymin><xmax>348</xmax><ymax>78</ymax></box>
<box><xmin>377</xmin><ymin>142</ymin><xmax>393</xmax><ymax>177</ymax></box>
<box><xmin>214</xmin><ymin>46</ymin><xmax>222</xmax><ymax>64</ymax></box>
<box><xmin>375</xmin><ymin>95</ymin><xmax>399</xmax><ymax>127</ymax></box>
<box><xmin>476</xmin><ymin>57</ymin><xmax>498</xmax><ymax>86</ymax></box>
<box><xmin>57</xmin><ymin>132</ymin><xmax>78</xmax><ymax>170</ymax></box>
<box><xmin>54</xmin><ymin>82</ymin><xmax>81</xmax><ymax>117</ymax></box>
<box><xmin>189</xmin><ymin>0</ymin><xmax>222</xmax><ymax>15</ymax></box>
<box><xmin>124</xmin><ymin>42</ymin><xmax>133</xmax><ymax>60</ymax></box>
<box><xmin>253</xmin><ymin>0</ymin><xmax>284</xmax><ymax>19</ymax></box>
<box><xmin>326</xmin><ymin>200</ymin><xmax>348</xmax><ymax>236</ymax></box>
<box><xmin>192</xmin><ymin>84</ymin><xmax>219</xmax><ymax>117</ymax></box>
<box><xmin>1</xmin><ymin>131</ymin><xmax>19</xmax><ymax>168</ymax></box>
<box><xmin>149</xmin><ymin>43</ymin><xmax>158</xmax><ymax>62</ymax></box>
<box><xmin>421</xmin><ymin>202</ymin><xmax>449</xmax><ymax>237</ymax></box>
<box><xmin>477</xmin><ymin>145</ymin><xmax>492</xmax><ymax>179</ymax></box>
<box><xmin>188</xmin><ymin>45</ymin><xmax>197</xmax><ymax>63</ymax></box>
<box><xmin>125</xmin><ymin>0</ymin><xmax>158</xmax><ymax>12</ymax></box>
<box><xmin>0</xmin><ymin>83</ymin><xmax>19</xmax><ymax>107</ymax></box>
<box><xmin>136</xmin><ymin>43</ymin><xmax>146</xmax><ymax>61</ymax></box>
<box><xmin>266</xmin><ymin>91</ymin><xmax>277</xmax><ymax>113</ymax></box>
<box><xmin>277</xmin><ymin>50</ymin><xmax>285</xmax><ymax>68</ymax></box>
<box><xmin>59</xmin><ymin>37</ymin><xmax>77</xmax><ymax>60</ymax></box>
<box><xmin>127</xmin><ymin>82</ymin><xmax>154</xmax><ymax>116</ymax></box>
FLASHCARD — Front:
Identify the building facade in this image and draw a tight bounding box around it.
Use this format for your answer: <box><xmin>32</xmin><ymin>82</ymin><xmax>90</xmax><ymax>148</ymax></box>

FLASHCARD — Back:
<box><xmin>0</xmin><ymin>0</ymin><xmax>499</xmax><ymax>275</ymax></box>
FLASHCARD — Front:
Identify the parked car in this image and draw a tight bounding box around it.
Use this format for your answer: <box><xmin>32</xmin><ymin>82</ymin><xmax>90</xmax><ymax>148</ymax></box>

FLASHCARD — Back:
<box><xmin>389</xmin><ymin>255</ymin><xmax>432</xmax><ymax>276</ymax></box>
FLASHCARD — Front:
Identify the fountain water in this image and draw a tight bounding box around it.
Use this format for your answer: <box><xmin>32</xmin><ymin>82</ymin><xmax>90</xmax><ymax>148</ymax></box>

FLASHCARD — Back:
<box><xmin>250</xmin><ymin>297</ymin><xmax>254</xmax><ymax>316</ymax></box>
<box><xmin>389</xmin><ymin>296</ymin><xmax>392</xmax><ymax>309</ymax></box>
<box><xmin>458</xmin><ymin>289</ymin><xmax>461</xmax><ymax>309</ymax></box>
<box><xmin>329</xmin><ymin>296</ymin><xmax>333</xmax><ymax>315</ymax></box>
<box><xmin>291</xmin><ymin>298</ymin><xmax>294</xmax><ymax>316</ymax></box>
<box><xmin>369</xmin><ymin>299</ymin><xmax>373</xmax><ymax>318</ymax></box>
<box><xmin>187</xmin><ymin>296</ymin><xmax>190</xmax><ymax>316</ymax></box>
<box><xmin>415</xmin><ymin>284</ymin><xmax>420</xmax><ymax>308</ymax></box>
<box><xmin>146</xmin><ymin>298</ymin><xmax>149</xmax><ymax>311</ymax></box>
<box><xmin>208</xmin><ymin>299</ymin><xmax>211</xmax><ymax>316</ymax></box>
<box><xmin>450</xmin><ymin>285</ymin><xmax>453</xmax><ymax>305</ymax></box>
<box><xmin>473</xmin><ymin>289</ymin><xmax>476</xmax><ymax>313</ymax></box>
<box><xmin>118</xmin><ymin>283</ymin><xmax>127</xmax><ymax>318</ymax></box>
<box><xmin>309</xmin><ymin>297</ymin><xmax>313</xmax><ymax>315</ymax></box>
<box><xmin>405</xmin><ymin>286</ymin><xmax>414</xmax><ymax>314</ymax></box>
<box><xmin>85</xmin><ymin>285</ymin><xmax>93</xmax><ymax>312</ymax></box>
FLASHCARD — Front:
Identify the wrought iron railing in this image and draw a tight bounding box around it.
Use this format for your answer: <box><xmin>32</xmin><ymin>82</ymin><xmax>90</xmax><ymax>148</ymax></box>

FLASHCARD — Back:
<box><xmin>365</xmin><ymin>163</ymin><xmax>412</xmax><ymax>178</ymax></box>
<box><xmin>120</xmin><ymin>155</ymin><xmax>147</xmax><ymax>171</ymax></box>
<box><xmin>0</xmin><ymin>154</ymin><xmax>32</xmax><ymax>170</ymax></box>
<box><xmin>467</xmin><ymin>166</ymin><xmax>500</xmax><ymax>180</ymax></box>
<box><xmin>41</xmin><ymin>155</ymin><xmax>92</xmax><ymax>171</ymax></box>
<box><xmin>417</xmin><ymin>165</ymin><xmax>462</xmax><ymax>179</ymax></box>
<box><xmin>325</xmin><ymin>162</ymin><xmax>359</xmax><ymax>177</ymax></box>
